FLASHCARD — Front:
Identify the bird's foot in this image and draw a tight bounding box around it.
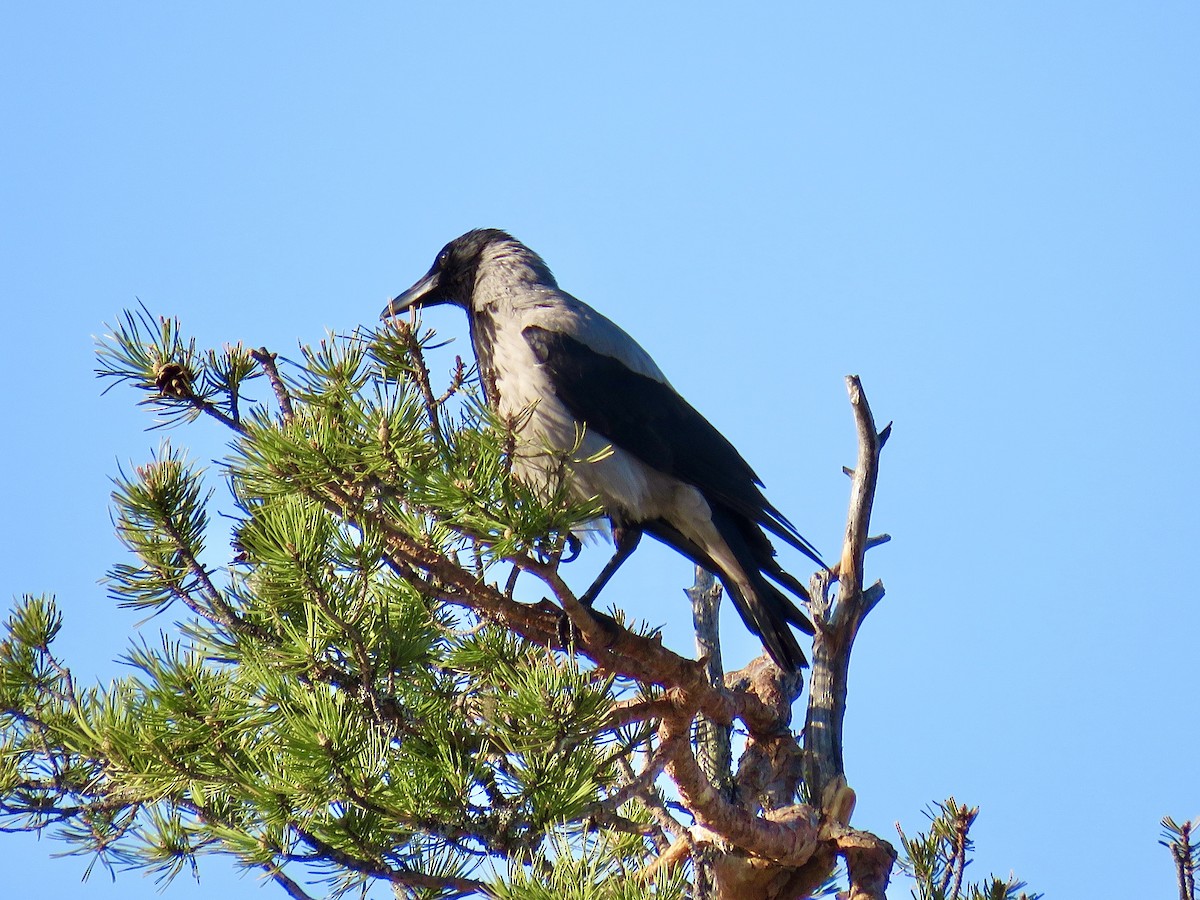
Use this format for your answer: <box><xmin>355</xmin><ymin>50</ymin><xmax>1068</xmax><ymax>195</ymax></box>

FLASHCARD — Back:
<box><xmin>562</xmin><ymin>532</ymin><xmax>582</xmax><ymax>564</ymax></box>
<box><xmin>532</xmin><ymin>531</ymin><xmax>583</xmax><ymax>566</ymax></box>
<box><xmin>549</xmin><ymin>600</ymin><xmax>620</xmax><ymax>653</ymax></box>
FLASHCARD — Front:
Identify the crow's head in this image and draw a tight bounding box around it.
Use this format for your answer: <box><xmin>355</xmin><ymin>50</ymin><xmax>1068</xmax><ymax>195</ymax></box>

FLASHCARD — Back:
<box><xmin>382</xmin><ymin>229</ymin><xmax>554</xmax><ymax>318</ymax></box>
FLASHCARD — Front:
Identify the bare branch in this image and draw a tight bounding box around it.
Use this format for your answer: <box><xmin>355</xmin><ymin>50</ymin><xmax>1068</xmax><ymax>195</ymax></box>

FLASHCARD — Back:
<box><xmin>801</xmin><ymin>375</ymin><xmax>895</xmax><ymax>897</ymax></box>
<box><xmin>614</xmin><ymin>754</ymin><xmax>684</xmax><ymax>846</ymax></box>
<box><xmin>804</xmin><ymin>375</ymin><xmax>888</xmax><ymax>801</ymax></box>
<box><xmin>435</xmin><ymin>355</ymin><xmax>469</xmax><ymax>406</ymax></box>
<box><xmin>838</xmin><ymin>375</ymin><xmax>883</xmax><ymax>602</ymax></box>
<box><xmin>688</xmin><ymin>567</ymin><xmax>733</xmax><ymax>803</ymax></box>
<box><xmin>250</xmin><ymin>347</ymin><xmax>295</xmax><ymax>424</ymax></box>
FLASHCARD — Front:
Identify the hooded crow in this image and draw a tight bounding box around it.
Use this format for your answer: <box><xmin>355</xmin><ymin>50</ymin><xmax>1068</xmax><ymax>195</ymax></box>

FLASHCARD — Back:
<box><xmin>382</xmin><ymin>229</ymin><xmax>823</xmax><ymax>671</ymax></box>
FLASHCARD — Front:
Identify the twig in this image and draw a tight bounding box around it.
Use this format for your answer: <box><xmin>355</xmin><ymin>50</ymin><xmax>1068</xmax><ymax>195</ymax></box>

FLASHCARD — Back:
<box><xmin>600</xmin><ymin>740</ymin><xmax>678</xmax><ymax>821</ymax></box>
<box><xmin>1162</xmin><ymin>817</ymin><xmax>1198</xmax><ymax>900</ymax></box>
<box><xmin>250</xmin><ymin>348</ymin><xmax>295</xmax><ymax>424</ymax></box>
<box><xmin>615</xmin><ymin>755</ymin><xmax>685</xmax><ymax>845</ymax></box>
<box><xmin>605</xmin><ymin>697</ymin><xmax>682</xmax><ymax>729</ymax></box>
<box><xmin>837</xmin><ymin>377</ymin><xmax>883</xmax><ymax>600</ymax></box>
<box><xmin>288</xmin><ymin>821</ymin><xmax>486</xmax><ymax>897</ymax></box>
<box><xmin>435</xmin><ymin>355</ymin><xmax>468</xmax><ymax>406</ymax></box>
<box><xmin>265</xmin><ymin>866</ymin><xmax>317</xmax><ymax>900</ymax></box>
<box><xmin>156</xmin><ymin>509</ymin><xmax>249</xmax><ymax>632</ymax></box>
<box><xmin>393</xmin><ymin>320</ymin><xmax>445</xmax><ymax>447</ymax></box>
<box><xmin>948</xmin><ymin>805</ymin><xmax>975</xmax><ymax>900</ymax></box>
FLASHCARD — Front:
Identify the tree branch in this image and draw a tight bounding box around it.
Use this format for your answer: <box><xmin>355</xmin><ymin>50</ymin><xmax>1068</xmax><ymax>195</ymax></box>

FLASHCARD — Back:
<box><xmin>803</xmin><ymin>375</ymin><xmax>888</xmax><ymax>803</ymax></box>
<box><xmin>688</xmin><ymin>567</ymin><xmax>734</xmax><ymax>802</ymax></box>
<box><xmin>250</xmin><ymin>347</ymin><xmax>295</xmax><ymax>424</ymax></box>
<box><xmin>288</xmin><ymin>821</ymin><xmax>486</xmax><ymax>897</ymax></box>
<box><xmin>659</xmin><ymin>703</ymin><xmax>821</xmax><ymax>867</ymax></box>
<box><xmin>265</xmin><ymin>867</ymin><xmax>317</xmax><ymax>900</ymax></box>
<box><xmin>801</xmin><ymin>375</ymin><xmax>896</xmax><ymax>898</ymax></box>
<box><xmin>391</xmin><ymin>320</ymin><xmax>445</xmax><ymax>448</ymax></box>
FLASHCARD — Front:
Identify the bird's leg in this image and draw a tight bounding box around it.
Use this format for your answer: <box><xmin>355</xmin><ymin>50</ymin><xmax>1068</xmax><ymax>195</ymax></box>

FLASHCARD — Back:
<box><xmin>555</xmin><ymin>523</ymin><xmax>640</xmax><ymax>652</ymax></box>
<box><xmin>577</xmin><ymin>523</ymin><xmax>643</xmax><ymax>608</ymax></box>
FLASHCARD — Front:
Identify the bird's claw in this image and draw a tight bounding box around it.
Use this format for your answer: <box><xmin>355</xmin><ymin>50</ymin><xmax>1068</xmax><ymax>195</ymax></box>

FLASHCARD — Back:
<box><xmin>555</xmin><ymin>606</ymin><xmax>580</xmax><ymax>650</ymax></box>
<box><xmin>550</xmin><ymin>601</ymin><xmax>620</xmax><ymax>652</ymax></box>
<box><xmin>532</xmin><ymin>532</ymin><xmax>583</xmax><ymax>565</ymax></box>
<box><xmin>562</xmin><ymin>532</ymin><xmax>582</xmax><ymax>564</ymax></box>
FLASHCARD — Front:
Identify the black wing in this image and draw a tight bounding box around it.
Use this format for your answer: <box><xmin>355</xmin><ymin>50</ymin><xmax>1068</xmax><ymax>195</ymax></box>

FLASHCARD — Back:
<box><xmin>523</xmin><ymin>325</ymin><xmax>823</xmax><ymax>566</ymax></box>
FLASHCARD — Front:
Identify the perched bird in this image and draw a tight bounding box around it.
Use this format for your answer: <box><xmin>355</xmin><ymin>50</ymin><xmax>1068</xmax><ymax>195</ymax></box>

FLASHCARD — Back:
<box><xmin>382</xmin><ymin>229</ymin><xmax>823</xmax><ymax>671</ymax></box>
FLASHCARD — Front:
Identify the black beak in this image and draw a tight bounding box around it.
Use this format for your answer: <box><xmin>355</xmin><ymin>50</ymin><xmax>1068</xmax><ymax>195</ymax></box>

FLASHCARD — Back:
<box><xmin>381</xmin><ymin>268</ymin><xmax>443</xmax><ymax>319</ymax></box>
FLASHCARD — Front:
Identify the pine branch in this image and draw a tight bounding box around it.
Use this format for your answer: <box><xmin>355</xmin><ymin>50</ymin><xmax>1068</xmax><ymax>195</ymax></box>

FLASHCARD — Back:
<box><xmin>65</xmin><ymin>310</ymin><xmax>922</xmax><ymax>899</ymax></box>
<box><xmin>1162</xmin><ymin>816</ymin><xmax>1199</xmax><ymax>900</ymax></box>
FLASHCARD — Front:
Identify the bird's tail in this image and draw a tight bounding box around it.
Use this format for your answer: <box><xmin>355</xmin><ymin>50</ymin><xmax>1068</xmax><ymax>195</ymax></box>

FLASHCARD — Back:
<box><xmin>709</xmin><ymin>507</ymin><xmax>815</xmax><ymax>672</ymax></box>
<box><xmin>641</xmin><ymin>511</ymin><xmax>815</xmax><ymax>672</ymax></box>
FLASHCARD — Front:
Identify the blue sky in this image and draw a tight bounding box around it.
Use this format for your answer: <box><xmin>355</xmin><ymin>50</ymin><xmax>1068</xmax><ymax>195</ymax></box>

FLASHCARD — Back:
<box><xmin>2</xmin><ymin>3</ymin><xmax>1197</xmax><ymax>898</ymax></box>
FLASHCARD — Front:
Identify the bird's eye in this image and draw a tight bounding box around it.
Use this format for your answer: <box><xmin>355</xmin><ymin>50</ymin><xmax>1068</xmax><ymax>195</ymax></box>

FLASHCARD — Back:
<box><xmin>437</xmin><ymin>248</ymin><xmax>451</xmax><ymax>267</ymax></box>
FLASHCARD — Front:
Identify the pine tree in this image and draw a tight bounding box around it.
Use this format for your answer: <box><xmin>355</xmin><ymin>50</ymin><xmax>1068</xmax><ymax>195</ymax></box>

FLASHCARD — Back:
<box><xmin>0</xmin><ymin>305</ymin><xmax>1044</xmax><ymax>899</ymax></box>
